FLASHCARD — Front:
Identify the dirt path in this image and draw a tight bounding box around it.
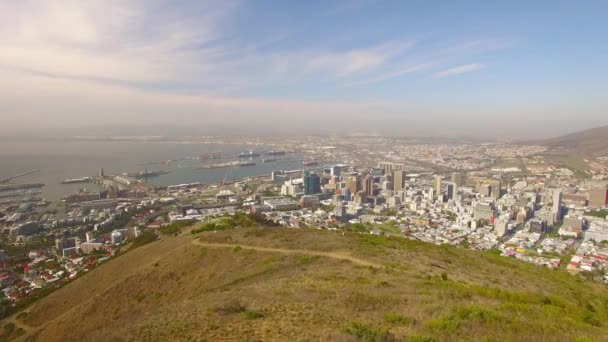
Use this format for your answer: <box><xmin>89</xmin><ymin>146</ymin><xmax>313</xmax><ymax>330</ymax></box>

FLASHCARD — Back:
<box><xmin>192</xmin><ymin>240</ymin><xmax>383</xmax><ymax>268</ymax></box>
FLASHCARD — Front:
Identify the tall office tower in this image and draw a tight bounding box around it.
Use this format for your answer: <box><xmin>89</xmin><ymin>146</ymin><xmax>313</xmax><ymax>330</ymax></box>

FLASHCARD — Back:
<box><xmin>428</xmin><ymin>187</ymin><xmax>434</xmax><ymax>201</ymax></box>
<box><xmin>303</xmin><ymin>171</ymin><xmax>321</xmax><ymax>195</ymax></box>
<box><xmin>446</xmin><ymin>182</ymin><xmax>457</xmax><ymax>200</ymax></box>
<box><xmin>393</xmin><ymin>170</ymin><xmax>406</xmax><ymax>192</ymax></box>
<box><xmin>589</xmin><ymin>187</ymin><xmax>608</xmax><ymax>208</ymax></box>
<box><xmin>434</xmin><ymin>175</ymin><xmax>442</xmax><ymax>198</ymax></box>
<box><xmin>378</xmin><ymin>162</ymin><xmax>394</xmax><ymax>176</ymax></box>
<box><xmin>99</xmin><ymin>168</ymin><xmax>105</xmax><ymax>178</ymax></box>
<box><xmin>451</xmin><ymin>172</ymin><xmax>466</xmax><ymax>187</ymax></box>
<box><xmin>346</xmin><ymin>175</ymin><xmax>361</xmax><ymax>194</ymax></box>
<box><xmin>491</xmin><ymin>180</ymin><xmax>502</xmax><ymax>200</ymax></box>
<box><xmin>330</xmin><ymin>165</ymin><xmax>342</xmax><ymax>177</ymax></box>
<box><xmin>362</xmin><ymin>174</ymin><xmax>374</xmax><ymax>196</ymax></box>
<box><xmin>552</xmin><ymin>189</ymin><xmax>563</xmax><ymax>222</ymax></box>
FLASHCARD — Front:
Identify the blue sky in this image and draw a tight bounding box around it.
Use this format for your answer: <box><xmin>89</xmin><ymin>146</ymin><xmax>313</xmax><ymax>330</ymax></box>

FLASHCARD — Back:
<box><xmin>0</xmin><ymin>0</ymin><xmax>607</xmax><ymax>138</ymax></box>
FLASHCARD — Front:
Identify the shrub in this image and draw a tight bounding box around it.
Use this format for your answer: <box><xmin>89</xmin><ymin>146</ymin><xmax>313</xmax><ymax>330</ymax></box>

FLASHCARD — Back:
<box><xmin>244</xmin><ymin>310</ymin><xmax>265</xmax><ymax>320</ymax></box>
<box><xmin>344</xmin><ymin>322</ymin><xmax>394</xmax><ymax>342</ymax></box>
<box><xmin>160</xmin><ymin>220</ymin><xmax>193</xmax><ymax>235</ymax></box>
<box><xmin>130</xmin><ymin>231</ymin><xmax>158</xmax><ymax>249</ymax></box>
<box><xmin>3</xmin><ymin>322</ymin><xmax>15</xmax><ymax>336</ymax></box>
<box><xmin>441</xmin><ymin>272</ymin><xmax>448</xmax><ymax>281</ymax></box>
<box><xmin>384</xmin><ymin>313</ymin><xmax>414</xmax><ymax>325</ymax></box>
<box><xmin>409</xmin><ymin>335</ymin><xmax>435</xmax><ymax>342</ymax></box>
<box><xmin>214</xmin><ymin>300</ymin><xmax>247</xmax><ymax>315</ymax></box>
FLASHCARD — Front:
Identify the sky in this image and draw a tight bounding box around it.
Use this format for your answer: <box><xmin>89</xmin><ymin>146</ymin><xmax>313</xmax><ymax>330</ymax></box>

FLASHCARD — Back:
<box><xmin>0</xmin><ymin>0</ymin><xmax>607</xmax><ymax>139</ymax></box>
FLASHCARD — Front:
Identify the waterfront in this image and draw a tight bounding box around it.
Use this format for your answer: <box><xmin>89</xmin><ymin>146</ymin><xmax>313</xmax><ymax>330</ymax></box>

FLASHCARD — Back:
<box><xmin>0</xmin><ymin>141</ymin><xmax>304</xmax><ymax>203</ymax></box>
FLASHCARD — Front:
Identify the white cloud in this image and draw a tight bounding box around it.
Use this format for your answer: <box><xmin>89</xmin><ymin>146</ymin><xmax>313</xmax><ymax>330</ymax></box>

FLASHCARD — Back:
<box><xmin>344</xmin><ymin>62</ymin><xmax>433</xmax><ymax>86</ymax></box>
<box><xmin>431</xmin><ymin>63</ymin><xmax>485</xmax><ymax>79</ymax></box>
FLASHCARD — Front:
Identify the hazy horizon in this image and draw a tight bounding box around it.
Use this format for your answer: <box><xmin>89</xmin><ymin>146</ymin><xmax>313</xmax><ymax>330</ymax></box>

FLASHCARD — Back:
<box><xmin>1</xmin><ymin>1</ymin><xmax>607</xmax><ymax>139</ymax></box>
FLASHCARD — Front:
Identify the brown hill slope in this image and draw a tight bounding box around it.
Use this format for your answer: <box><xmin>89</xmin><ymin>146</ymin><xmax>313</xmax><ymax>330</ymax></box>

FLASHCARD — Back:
<box><xmin>542</xmin><ymin>125</ymin><xmax>608</xmax><ymax>156</ymax></box>
<box><xmin>5</xmin><ymin>228</ymin><xmax>608</xmax><ymax>341</ymax></box>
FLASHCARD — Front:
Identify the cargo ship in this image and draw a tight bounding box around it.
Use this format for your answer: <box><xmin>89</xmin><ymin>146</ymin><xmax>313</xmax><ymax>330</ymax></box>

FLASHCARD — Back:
<box><xmin>123</xmin><ymin>170</ymin><xmax>169</xmax><ymax>178</ymax></box>
<box><xmin>199</xmin><ymin>161</ymin><xmax>256</xmax><ymax>169</ymax></box>
<box><xmin>239</xmin><ymin>151</ymin><xmax>260</xmax><ymax>158</ymax></box>
<box><xmin>61</xmin><ymin>177</ymin><xmax>92</xmax><ymax>184</ymax></box>
<box><xmin>303</xmin><ymin>160</ymin><xmax>319</xmax><ymax>166</ymax></box>
<box><xmin>264</xmin><ymin>150</ymin><xmax>286</xmax><ymax>156</ymax></box>
<box><xmin>0</xmin><ymin>183</ymin><xmax>45</xmax><ymax>191</ymax></box>
<box><xmin>133</xmin><ymin>170</ymin><xmax>169</xmax><ymax>179</ymax></box>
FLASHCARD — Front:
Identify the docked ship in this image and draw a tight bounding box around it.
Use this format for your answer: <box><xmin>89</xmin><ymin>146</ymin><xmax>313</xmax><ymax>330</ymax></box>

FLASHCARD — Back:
<box><xmin>303</xmin><ymin>160</ymin><xmax>319</xmax><ymax>166</ymax></box>
<box><xmin>61</xmin><ymin>177</ymin><xmax>92</xmax><ymax>184</ymax></box>
<box><xmin>123</xmin><ymin>169</ymin><xmax>169</xmax><ymax>178</ymax></box>
<box><xmin>239</xmin><ymin>161</ymin><xmax>256</xmax><ymax>167</ymax></box>
<box><xmin>239</xmin><ymin>151</ymin><xmax>260</xmax><ymax>158</ymax></box>
<box><xmin>265</xmin><ymin>150</ymin><xmax>286</xmax><ymax>156</ymax></box>
<box><xmin>262</xmin><ymin>158</ymin><xmax>277</xmax><ymax>163</ymax></box>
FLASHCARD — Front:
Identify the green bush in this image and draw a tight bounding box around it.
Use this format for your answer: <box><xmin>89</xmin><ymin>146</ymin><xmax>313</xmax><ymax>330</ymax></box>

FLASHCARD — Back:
<box><xmin>3</xmin><ymin>322</ymin><xmax>15</xmax><ymax>336</ymax></box>
<box><xmin>244</xmin><ymin>310</ymin><xmax>265</xmax><ymax>320</ymax></box>
<box><xmin>131</xmin><ymin>231</ymin><xmax>158</xmax><ymax>249</ymax></box>
<box><xmin>160</xmin><ymin>220</ymin><xmax>193</xmax><ymax>235</ymax></box>
<box><xmin>344</xmin><ymin>322</ymin><xmax>394</xmax><ymax>342</ymax></box>
<box><xmin>214</xmin><ymin>300</ymin><xmax>247</xmax><ymax>315</ymax></box>
<box><xmin>384</xmin><ymin>312</ymin><xmax>414</xmax><ymax>325</ymax></box>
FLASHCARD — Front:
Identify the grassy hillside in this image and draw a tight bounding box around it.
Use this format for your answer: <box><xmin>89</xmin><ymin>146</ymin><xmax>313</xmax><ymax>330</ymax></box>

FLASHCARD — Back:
<box><xmin>4</xmin><ymin>227</ymin><xmax>608</xmax><ymax>341</ymax></box>
<box><xmin>542</xmin><ymin>125</ymin><xmax>608</xmax><ymax>157</ymax></box>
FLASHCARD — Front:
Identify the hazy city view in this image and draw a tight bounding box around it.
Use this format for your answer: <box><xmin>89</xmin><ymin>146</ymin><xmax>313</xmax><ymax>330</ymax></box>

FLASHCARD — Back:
<box><xmin>1</xmin><ymin>1</ymin><xmax>608</xmax><ymax>341</ymax></box>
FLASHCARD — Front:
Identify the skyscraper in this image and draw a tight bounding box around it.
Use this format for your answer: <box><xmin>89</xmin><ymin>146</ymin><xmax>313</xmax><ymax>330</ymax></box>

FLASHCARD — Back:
<box><xmin>552</xmin><ymin>189</ymin><xmax>562</xmax><ymax>222</ymax></box>
<box><xmin>434</xmin><ymin>175</ymin><xmax>442</xmax><ymax>198</ymax></box>
<box><xmin>345</xmin><ymin>175</ymin><xmax>361</xmax><ymax>194</ymax></box>
<box><xmin>303</xmin><ymin>171</ymin><xmax>321</xmax><ymax>195</ymax></box>
<box><xmin>362</xmin><ymin>174</ymin><xmax>374</xmax><ymax>196</ymax></box>
<box><xmin>451</xmin><ymin>172</ymin><xmax>466</xmax><ymax>187</ymax></box>
<box><xmin>330</xmin><ymin>165</ymin><xmax>341</xmax><ymax>177</ymax></box>
<box><xmin>393</xmin><ymin>170</ymin><xmax>406</xmax><ymax>192</ymax></box>
<box><xmin>589</xmin><ymin>187</ymin><xmax>608</xmax><ymax>208</ymax></box>
<box><xmin>446</xmin><ymin>182</ymin><xmax>457</xmax><ymax>200</ymax></box>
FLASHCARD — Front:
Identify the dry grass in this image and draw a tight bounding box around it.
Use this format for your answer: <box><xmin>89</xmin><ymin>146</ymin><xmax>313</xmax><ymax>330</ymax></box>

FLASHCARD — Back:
<box><xmin>6</xmin><ymin>227</ymin><xmax>608</xmax><ymax>341</ymax></box>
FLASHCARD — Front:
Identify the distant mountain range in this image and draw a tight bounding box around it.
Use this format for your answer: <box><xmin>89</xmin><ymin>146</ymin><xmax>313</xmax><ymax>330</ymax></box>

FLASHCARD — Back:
<box><xmin>539</xmin><ymin>125</ymin><xmax>608</xmax><ymax>157</ymax></box>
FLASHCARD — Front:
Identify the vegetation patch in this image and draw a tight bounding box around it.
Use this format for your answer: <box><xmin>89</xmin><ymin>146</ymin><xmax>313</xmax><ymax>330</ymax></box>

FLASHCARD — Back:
<box><xmin>244</xmin><ymin>310</ymin><xmax>265</xmax><ymax>320</ymax></box>
<box><xmin>130</xmin><ymin>231</ymin><xmax>158</xmax><ymax>249</ymax></box>
<box><xmin>160</xmin><ymin>220</ymin><xmax>193</xmax><ymax>236</ymax></box>
<box><xmin>343</xmin><ymin>321</ymin><xmax>394</xmax><ymax>342</ymax></box>
<box><xmin>214</xmin><ymin>300</ymin><xmax>247</xmax><ymax>315</ymax></box>
<box><xmin>384</xmin><ymin>312</ymin><xmax>415</xmax><ymax>325</ymax></box>
<box><xmin>424</xmin><ymin>304</ymin><xmax>502</xmax><ymax>333</ymax></box>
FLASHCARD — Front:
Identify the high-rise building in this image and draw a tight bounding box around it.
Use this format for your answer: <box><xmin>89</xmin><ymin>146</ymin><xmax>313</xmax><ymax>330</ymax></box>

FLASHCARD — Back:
<box><xmin>434</xmin><ymin>175</ymin><xmax>442</xmax><ymax>198</ymax></box>
<box><xmin>491</xmin><ymin>180</ymin><xmax>502</xmax><ymax>200</ymax></box>
<box><xmin>303</xmin><ymin>171</ymin><xmax>321</xmax><ymax>195</ymax></box>
<box><xmin>446</xmin><ymin>182</ymin><xmax>457</xmax><ymax>200</ymax></box>
<box><xmin>589</xmin><ymin>187</ymin><xmax>608</xmax><ymax>208</ymax></box>
<box><xmin>552</xmin><ymin>189</ymin><xmax>563</xmax><ymax>222</ymax></box>
<box><xmin>393</xmin><ymin>170</ymin><xmax>406</xmax><ymax>192</ymax></box>
<box><xmin>345</xmin><ymin>175</ymin><xmax>361</xmax><ymax>194</ymax></box>
<box><xmin>378</xmin><ymin>162</ymin><xmax>404</xmax><ymax>176</ymax></box>
<box><xmin>362</xmin><ymin>174</ymin><xmax>374</xmax><ymax>196</ymax></box>
<box><xmin>330</xmin><ymin>165</ymin><xmax>342</xmax><ymax>177</ymax></box>
<box><xmin>451</xmin><ymin>172</ymin><xmax>466</xmax><ymax>187</ymax></box>
<box><xmin>378</xmin><ymin>162</ymin><xmax>394</xmax><ymax>176</ymax></box>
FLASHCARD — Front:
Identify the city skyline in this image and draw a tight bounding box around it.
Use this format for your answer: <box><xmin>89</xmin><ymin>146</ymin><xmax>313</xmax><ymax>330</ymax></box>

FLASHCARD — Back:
<box><xmin>1</xmin><ymin>1</ymin><xmax>607</xmax><ymax>138</ymax></box>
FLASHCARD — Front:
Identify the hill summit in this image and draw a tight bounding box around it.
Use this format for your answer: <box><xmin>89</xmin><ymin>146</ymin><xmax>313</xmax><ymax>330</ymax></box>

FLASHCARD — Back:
<box><xmin>4</xmin><ymin>227</ymin><xmax>608</xmax><ymax>341</ymax></box>
<box><xmin>542</xmin><ymin>125</ymin><xmax>608</xmax><ymax>156</ymax></box>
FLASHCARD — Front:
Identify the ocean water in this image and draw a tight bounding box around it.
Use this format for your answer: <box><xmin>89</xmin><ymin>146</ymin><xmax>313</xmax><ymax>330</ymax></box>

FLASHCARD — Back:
<box><xmin>0</xmin><ymin>141</ymin><xmax>303</xmax><ymax>203</ymax></box>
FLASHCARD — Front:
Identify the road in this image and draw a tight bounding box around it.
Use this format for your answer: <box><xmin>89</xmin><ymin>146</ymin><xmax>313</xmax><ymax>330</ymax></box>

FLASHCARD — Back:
<box><xmin>192</xmin><ymin>240</ymin><xmax>383</xmax><ymax>268</ymax></box>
